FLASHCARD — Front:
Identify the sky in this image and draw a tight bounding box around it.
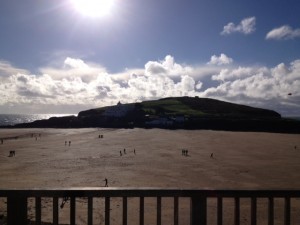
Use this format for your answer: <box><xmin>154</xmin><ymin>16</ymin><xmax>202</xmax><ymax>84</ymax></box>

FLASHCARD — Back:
<box><xmin>0</xmin><ymin>0</ymin><xmax>299</xmax><ymax>116</ymax></box>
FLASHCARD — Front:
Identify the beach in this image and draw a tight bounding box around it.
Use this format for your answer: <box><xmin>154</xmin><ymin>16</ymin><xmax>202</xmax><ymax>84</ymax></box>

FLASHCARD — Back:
<box><xmin>0</xmin><ymin>128</ymin><xmax>300</xmax><ymax>224</ymax></box>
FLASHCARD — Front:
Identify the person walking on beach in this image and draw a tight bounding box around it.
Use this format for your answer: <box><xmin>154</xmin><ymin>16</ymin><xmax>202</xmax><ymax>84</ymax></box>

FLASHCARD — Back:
<box><xmin>69</xmin><ymin>141</ymin><xmax>71</xmax><ymax>146</ymax></box>
<box><xmin>65</xmin><ymin>141</ymin><xmax>67</xmax><ymax>146</ymax></box>
<box><xmin>1</xmin><ymin>139</ymin><xmax>3</xmax><ymax>144</ymax></box>
<box><xmin>124</xmin><ymin>148</ymin><xmax>126</xmax><ymax>154</ymax></box>
<box><xmin>134</xmin><ymin>149</ymin><xmax>136</xmax><ymax>154</ymax></box>
<box><xmin>104</xmin><ymin>178</ymin><xmax>108</xmax><ymax>187</ymax></box>
<box><xmin>120</xmin><ymin>151</ymin><xmax>122</xmax><ymax>156</ymax></box>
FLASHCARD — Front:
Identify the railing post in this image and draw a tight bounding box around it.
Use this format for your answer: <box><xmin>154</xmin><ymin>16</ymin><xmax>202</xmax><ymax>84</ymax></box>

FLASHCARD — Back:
<box><xmin>7</xmin><ymin>196</ymin><xmax>27</xmax><ymax>225</ymax></box>
<box><xmin>36</xmin><ymin>197</ymin><xmax>42</xmax><ymax>225</ymax></box>
<box><xmin>190</xmin><ymin>196</ymin><xmax>206</xmax><ymax>225</ymax></box>
<box><xmin>251</xmin><ymin>197</ymin><xmax>257</xmax><ymax>225</ymax></box>
<box><xmin>70</xmin><ymin>197</ymin><xmax>76</xmax><ymax>225</ymax></box>
<box><xmin>174</xmin><ymin>197</ymin><xmax>179</xmax><ymax>225</ymax></box>
<box><xmin>217</xmin><ymin>197</ymin><xmax>223</xmax><ymax>225</ymax></box>
<box><xmin>140</xmin><ymin>197</ymin><xmax>144</xmax><ymax>225</ymax></box>
<box><xmin>88</xmin><ymin>197</ymin><xmax>93</xmax><ymax>225</ymax></box>
<box><xmin>123</xmin><ymin>197</ymin><xmax>128</xmax><ymax>225</ymax></box>
<box><xmin>284</xmin><ymin>197</ymin><xmax>291</xmax><ymax>225</ymax></box>
<box><xmin>53</xmin><ymin>197</ymin><xmax>59</xmax><ymax>225</ymax></box>
<box><xmin>157</xmin><ymin>197</ymin><xmax>162</xmax><ymax>225</ymax></box>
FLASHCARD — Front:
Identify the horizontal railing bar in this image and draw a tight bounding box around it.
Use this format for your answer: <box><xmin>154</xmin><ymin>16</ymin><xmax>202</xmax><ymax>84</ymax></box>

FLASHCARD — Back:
<box><xmin>1</xmin><ymin>188</ymin><xmax>300</xmax><ymax>198</ymax></box>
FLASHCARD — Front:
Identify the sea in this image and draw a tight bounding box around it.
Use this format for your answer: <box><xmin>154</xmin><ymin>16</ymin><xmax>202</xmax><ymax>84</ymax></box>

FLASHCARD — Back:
<box><xmin>0</xmin><ymin>114</ymin><xmax>299</xmax><ymax>127</ymax></box>
<box><xmin>0</xmin><ymin>114</ymin><xmax>76</xmax><ymax>126</ymax></box>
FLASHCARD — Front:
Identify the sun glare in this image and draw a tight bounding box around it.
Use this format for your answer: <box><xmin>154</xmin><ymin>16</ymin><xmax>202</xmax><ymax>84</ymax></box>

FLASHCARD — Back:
<box><xmin>70</xmin><ymin>0</ymin><xmax>114</xmax><ymax>18</ymax></box>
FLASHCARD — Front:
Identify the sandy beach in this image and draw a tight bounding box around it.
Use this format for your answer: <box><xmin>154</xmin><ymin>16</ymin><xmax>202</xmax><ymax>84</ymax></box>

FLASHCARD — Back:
<box><xmin>0</xmin><ymin>128</ymin><xmax>300</xmax><ymax>224</ymax></box>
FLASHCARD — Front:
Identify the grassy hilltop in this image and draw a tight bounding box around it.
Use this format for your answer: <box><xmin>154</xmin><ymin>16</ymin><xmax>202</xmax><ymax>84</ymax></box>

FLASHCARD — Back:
<box><xmin>79</xmin><ymin>97</ymin><xmax>280</xmax><ymax>119</ymax></box>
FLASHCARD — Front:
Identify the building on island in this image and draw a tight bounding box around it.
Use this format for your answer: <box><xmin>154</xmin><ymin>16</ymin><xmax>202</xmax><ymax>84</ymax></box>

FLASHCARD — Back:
<box><xmin>103</xmin><ymin>101</ymin><xmax>134</xmax><ymax>118</ymax></box>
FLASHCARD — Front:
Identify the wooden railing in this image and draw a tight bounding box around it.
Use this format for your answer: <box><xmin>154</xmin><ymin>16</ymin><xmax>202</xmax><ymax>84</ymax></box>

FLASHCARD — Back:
<box><xmin>0</xmin><ymin>188</ymin><xmax>299</xmax><ymax>225</ymax></box>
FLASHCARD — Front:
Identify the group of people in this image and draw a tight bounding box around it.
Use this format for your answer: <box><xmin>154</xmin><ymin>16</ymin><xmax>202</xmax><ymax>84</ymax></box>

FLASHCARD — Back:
<box><xmin>120</xmin><ymin>148</ymin><xmax>136</xmax><ymax>156</ymax></box>
<box><xmin>31</xmin><ymin>133</ymin><xmax>41</xmax><ymax>141</ymax></box>
<box><xmin>64</xmin><ymin>141</ymin><xmax>72</xmax><ymax>146</ymax></box>
<box><xmin>182</xmin><ymin>149</ymin><xmax>189</xmax><ymax>156</ymax></box>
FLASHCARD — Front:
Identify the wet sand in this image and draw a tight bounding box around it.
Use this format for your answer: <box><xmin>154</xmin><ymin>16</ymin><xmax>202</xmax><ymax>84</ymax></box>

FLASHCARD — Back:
<box><xmin>0</xmin><ymin>128</ymin><xmax>299</xmax><ymax>224</ymax></box>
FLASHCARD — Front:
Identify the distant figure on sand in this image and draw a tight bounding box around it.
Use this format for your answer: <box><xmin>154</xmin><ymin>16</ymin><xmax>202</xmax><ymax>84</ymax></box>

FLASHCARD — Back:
<box><xmin>1</xmin><ymin>139</ymin><xmax>3</xmax><ymax>144</ymax></box>
<box><xmin>120</xmin><ymin>151</ymin><xmax>122</xmax><ymax>156</ymax></box>
<box><xmin>104</xmin><ymin>178</ymin><xmax>108</xmax><ymax>187</ymax></box>
<box><xmin>60</xmin><ymin>197</ymin><xmax>69</xmax><ymax>209</ymax></box>
<box><xmin>65</xmin><ymin>141</ymin><xmax>67</xmax><ymax>146</ymax></box>
<box><xmin>210</xmin><ymin>153</ymin><xmax>214</xmax><ymax>158</ymax></box>
<box><xmin>134</xmin><ymin>149</ymin><xmax>136</xmax><ymax>154</ymax></box>
<box><xmin>69</xmin><ymin>141</ymin><xmax>71</xmax><ymax>146</ymax></box>
<box><xmin>8</xmin><ymin>151</ymin><xmax>15</xmax><ymax>157</ymax></box>
<box><xmin>182</xmin><ymin>149</ymin><xmax>188</xmax><ymax>156</ymax></box>
<box><xmin>124</xmin><ymin>148</ymin><xmax>126</xmax><ymax>154</ymax></box>
<box><xmin>295</xmin><ymin>145</ymin><xmax>297</xmax><ymax>150</ymax></box>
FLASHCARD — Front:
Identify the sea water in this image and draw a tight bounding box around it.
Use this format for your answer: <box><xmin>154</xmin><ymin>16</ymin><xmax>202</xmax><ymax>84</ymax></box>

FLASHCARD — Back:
<box><xmin>0</xmin><ymin>114</ymin><xmax>75</xmax><ymax>126</ymax></box>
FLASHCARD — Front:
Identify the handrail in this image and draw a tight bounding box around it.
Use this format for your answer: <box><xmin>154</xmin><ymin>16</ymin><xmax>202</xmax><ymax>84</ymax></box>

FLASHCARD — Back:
<box><xmin>1</xmin><ymin>187</ymin><xmax>300</xmax><ymax>197</ymax></box>
<box><xmin>0</xmin><ymin>188</ymin><xmax>299</xmax><ymax>225</ymax></box>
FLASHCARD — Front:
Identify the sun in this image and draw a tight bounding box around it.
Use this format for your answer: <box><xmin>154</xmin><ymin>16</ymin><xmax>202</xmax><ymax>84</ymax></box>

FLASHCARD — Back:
<box><xmin>70</xmin><ymin>0</ymin><xmax>114</xmax><ymax>18</ymax></box>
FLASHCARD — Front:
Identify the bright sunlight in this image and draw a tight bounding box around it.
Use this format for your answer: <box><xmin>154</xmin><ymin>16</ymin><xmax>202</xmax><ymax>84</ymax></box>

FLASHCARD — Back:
<box><xmin>70</xmin><ymin>0</ymin><xmax>114</xmax><ymax>18</ymax></box>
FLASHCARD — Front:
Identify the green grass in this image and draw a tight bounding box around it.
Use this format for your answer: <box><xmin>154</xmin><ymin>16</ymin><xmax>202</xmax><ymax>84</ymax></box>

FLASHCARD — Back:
<box><xmin>141</xmin><ymin>99</ymin><xmax>205</xmax><ymax>116</ymax></box>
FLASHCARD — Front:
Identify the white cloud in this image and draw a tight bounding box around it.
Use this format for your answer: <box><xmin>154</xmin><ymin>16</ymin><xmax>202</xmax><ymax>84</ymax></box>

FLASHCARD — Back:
<box><xmin>221</xmin><ymin>17</ymin><xmax>256</xmax><ymax>35</ymax></box>
<box><xmin>40</xmin><ymin>57</ymin><xmax>107</xmax><ymax>83</ymax></box>
<box><xmin>0</xmin><ymin>61</ymin><xmax>29</xmax><ymax>77</ymax></box>
<box><xmin>201</xmin><ymin>60</ymin><xmax>300</xmax><ymax>115</ymax></box>
<box><xmin>208</xmin><ymin>54</ymin><xmax>233</xmax><ymax>65</ymax></box>
<box><xmin>211</xmin><ymin>66</ymin><xmax>269</xmax><ymax>82</ymax></box>
<box><xmin>266</xmin><ymin>25</ymin><xmax>300</xmax><ymax>40</ymax></box>
<box><xmin>145</xmin><ymin>55</ymin><xmax>193</xmax><ymax>77</ymax></box>
<box><xmin>0</xmin><ymin>55</ymin><xmax>300</xmax><ymax>116</ymax></box>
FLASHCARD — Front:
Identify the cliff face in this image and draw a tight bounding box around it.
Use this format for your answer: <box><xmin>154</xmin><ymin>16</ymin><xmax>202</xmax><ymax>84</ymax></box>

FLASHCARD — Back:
<box><xmin>9</xmin><ymin>97</ymin><xmax>299</xmax><ymax>133</ymax></box>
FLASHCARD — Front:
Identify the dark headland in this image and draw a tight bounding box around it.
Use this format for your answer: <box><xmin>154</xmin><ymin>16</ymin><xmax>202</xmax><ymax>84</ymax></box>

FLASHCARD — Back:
<box><xmin>6</xmin><ymin>97</ymin><xmax>300</xmax><ymax>133</ymax></box>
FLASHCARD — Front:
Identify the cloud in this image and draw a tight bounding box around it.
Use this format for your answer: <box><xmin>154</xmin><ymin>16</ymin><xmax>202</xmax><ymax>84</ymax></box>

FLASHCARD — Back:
<box><xmin>0</xmin><ymin>61</ymin><xmax>29</xmax><ymax>77</ymax></box>
<box><xmin>145</xmin><ymin>55</ymin><xmax>193</xmax><ymax>77</ymax></box>
<box><xmin>208</xmin><ymin>54</ymin><xmax>233</xmax><ymax>65</ymax></box>
<box><xmin>0</xmin><ymin>55</ymin><xmax>299</xmax><ymax>116</ymax></box>
<box><xmin>39</xmin><ymin>57</ymin><xmax>107</xmax><ymax>83</ymax></box>
<box><xmin>221</xmin><ymin>17</ymin><xmax>256</xmax><ymax>35</ymax></box>
<box><xmin>266</xmin><ymin>25</ymin><xmax>300</xmax><ymax>40</ymax></box>
<box><xmin>201</xmin><ymin>60</ymin><xmax>300</xmax><ymax>115</ymax></box>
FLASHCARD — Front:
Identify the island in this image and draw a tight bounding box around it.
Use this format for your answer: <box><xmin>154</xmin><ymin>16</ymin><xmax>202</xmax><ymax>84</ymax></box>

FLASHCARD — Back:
<box><xmin>7</xmin><ymin>97</ymin><xmax>300</xmax><ymax>133</ymax></box>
